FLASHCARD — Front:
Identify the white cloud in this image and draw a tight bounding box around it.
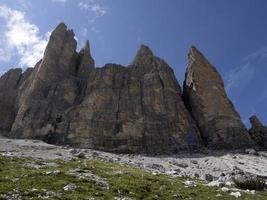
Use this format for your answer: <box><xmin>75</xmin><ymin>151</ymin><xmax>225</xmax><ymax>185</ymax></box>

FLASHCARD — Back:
<box><xmin>0</xmin><ymin>5</ymin><xmax>48</xmax><ymax>68</ymax></box>
<box><xmin>80</xmin><ymin>27</ymin><xmax>88</xmax><ymax>37</ymax></box>
<box><xmin>225</xmin><ymin>62</ymin><xmax>255</xmax><ymax>91</ymax></box>
<box><xmin>51</xmin><ymin>0</ymin><xmax>67</xmax><ymax>3</ymax></box>
<box><xmin>78</xmin><ymin>0</ymin><xmax>107</xmax><ymax>23</ymax></box>
<box><xmin>225</xmin><ymin>47</ymin><xmax>267</xmax><ymax>92</ymax></box>
<box><xmin>242</xmin><ymin>47</ymin><xmax>267</xmax><ymax>62</ymax></box>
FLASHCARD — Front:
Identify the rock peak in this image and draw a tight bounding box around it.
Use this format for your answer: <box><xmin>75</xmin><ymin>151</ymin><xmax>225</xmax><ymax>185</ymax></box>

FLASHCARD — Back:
<box><xmin>189</xmin><ymin>45</ymin><xmax>199</xmax><ymax>52</ymax></box>
<box><xmin>131</xmin><ymin>44</ymin><xmax>154</xmax><ymax>66</ymax></box>
<box><xmin>76</xmin><ymin>40</ymin><xmax>95</xmax><ymax>77</ymax></box>
<box><xmin>137</xmin><ymin>44</ymin><xmax>154</xmax><ymax>56</ymax></box>
<box><xmin>55</xmin><ymin>22</ymin><xmax>67</xmax><ymax>31</ymax></box>
<box><xmin>82</xmin><ymin>40</ymin><xmax>91</xmax><ymax>56</ymax></box>
<box><xmin>84</xmin><ymin>40</ymin><xmax>90</xmax><ymax>49</ymax></box>
<box><xmin>188</xmin><ymin>46</ymin><xmax>207</xmax><ymax>62</ymax></box>
<box><xmin>183</xmin><ymin>45</ymin><xmax>251</xmax><ymax>149</ymax></box>
<box><xmin>250</xmin><ymin>115</ymin><xmax>263</xmax><ymax>127</ymax></box>
<box><xmin>1</xmin><ymin>22</ymin><xmax>263</xmax><ymax>153</ymax></box>
<box><xmin>0</xmin><ymin>68</ymin><xmax>22</xmax><ymax>92</ymax></box>
<box><xmin>50</xmin><ymin>22</ymin><xmax>75</xmax><ymax>41</ymax></box>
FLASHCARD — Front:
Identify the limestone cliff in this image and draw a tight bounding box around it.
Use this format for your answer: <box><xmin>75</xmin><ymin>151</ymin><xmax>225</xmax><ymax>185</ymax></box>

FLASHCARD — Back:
<box><xmin>183</xmin><ymin>47</ymin><xmax>251</xmax><ymax>149</ymax></box>
<box><xmin>0</xmin><ymin>23</ymin><xmax>202</xmax><ymax>154</ymax></box>
<box><xmin>0</xmin><ymin>23</ymin><xmax>262</xmax><ymax>153</ymax></box>
<box><xmin>55</xmin><ymin>45</ymin><xmax>202</xmax><ymax>154</ymax></box>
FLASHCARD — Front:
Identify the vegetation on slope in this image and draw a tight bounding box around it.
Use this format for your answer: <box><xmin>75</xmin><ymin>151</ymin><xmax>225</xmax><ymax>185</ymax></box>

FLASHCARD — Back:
<box><xmin>0</xmin><ymin>155</ymin><xmax>266</xmax><ymax>200</ymax></box>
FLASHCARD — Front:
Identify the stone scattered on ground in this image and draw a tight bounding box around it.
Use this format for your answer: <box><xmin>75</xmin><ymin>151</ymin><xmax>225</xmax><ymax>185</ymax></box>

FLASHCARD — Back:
<box><xmin>67</xmin><ymin>168</ymin><xmax>108</xmax><ymax>188</ymax></box>
<box><xmin>245</xmin><ymin>148</ymin><xmax>258</xmax><ymax>155</ymax></box>
<box><xmin>0</xmin><ymin>137</ymin><xmax>266</xmax><ymax>192</ymax></box>
<box><xmin>183</xmin><ymin>180</ymin><xmax>197</xmax><ymax>187</ymax></box>
<box><xmin>63</xmin><ymin>184</ymin><xmax>77</xmax><ymax>192</ymax></box>
<box><xmin>230</xmin><ymin>191</ymin><xmax>242</xmax><ymax>198</ymax></box>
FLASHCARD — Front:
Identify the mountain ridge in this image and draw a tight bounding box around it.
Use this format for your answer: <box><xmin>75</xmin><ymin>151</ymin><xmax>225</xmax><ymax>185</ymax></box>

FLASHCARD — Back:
<box><xmin>0</xmin><ymin>22</ymin><xmax>266</xmax><ymax>154</ymax></box>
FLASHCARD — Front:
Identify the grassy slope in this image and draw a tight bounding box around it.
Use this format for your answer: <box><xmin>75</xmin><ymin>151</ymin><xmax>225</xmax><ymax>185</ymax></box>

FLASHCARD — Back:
<box><xmin>0</xmin><ymin>156</ymin><xmax>266</xmax><ymax>200</ymax></box>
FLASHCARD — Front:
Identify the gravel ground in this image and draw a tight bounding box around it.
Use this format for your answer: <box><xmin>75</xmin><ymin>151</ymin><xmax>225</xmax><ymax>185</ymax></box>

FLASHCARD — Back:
<box><xmin>0</xmin><ymin>137</ymin><xmax>267</xmax><ymax>186</ymax></box>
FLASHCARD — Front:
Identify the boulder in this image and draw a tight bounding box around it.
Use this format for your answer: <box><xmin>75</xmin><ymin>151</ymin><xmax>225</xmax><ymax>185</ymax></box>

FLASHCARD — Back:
<box><xmin>183</xmin><ymin>46</ymin><xmax>251</xmax><ymax>149</ymax></box>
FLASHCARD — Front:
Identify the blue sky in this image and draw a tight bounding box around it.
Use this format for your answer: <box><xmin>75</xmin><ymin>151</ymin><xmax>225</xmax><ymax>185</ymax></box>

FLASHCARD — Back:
<box><xmin>0</xmin><ymin>0</ymin><xmax>267</xmax><ymax>126</ymax></box>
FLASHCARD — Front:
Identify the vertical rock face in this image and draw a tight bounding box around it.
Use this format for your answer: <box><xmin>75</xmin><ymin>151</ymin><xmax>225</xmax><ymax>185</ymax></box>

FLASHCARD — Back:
<box><xmin>0</xmin><ymin>22</ymin><xmax>260</xmax><ymax>153</ymax></box>
<box><xmin>183</xmin><ymin>46</ymin><xmax>251</xmax><ymax>148</ymax></box>
<box><xmin>0</xmin><ymin>68</ymin><xmax>33</xmax><ymax>133</ymax></box>
<box><xmin>56</xmin><ymin>45</ymin><xmax>202</xmax><ymax>154</ymax></box>
<box><xmin>7</xmin><ymin>32</ymin><xmax>202</xmax><ymax>154</ymax></box>
<box><xmin>11</xmin><ymin>23</ymin><xmax>93</xmax><ymax>139</ymax></box>
<box><xmin>0</xmin><ymin>68</ymin><xmax>22</xmax><ymax>91</ymax></box>
<box><xmin>76</xmin><ymin>40</ymin><xmax>95</xmax><ymax>79</ymax></box>
<box><xmin>249</xmin><ymin>115</ymin><xmax>267</xmax><ymax>148</ymax></box>
<box><xmin>0</xmin><ymin>69</ymin><xmax>22</xmax><ymax>132</ymax></box>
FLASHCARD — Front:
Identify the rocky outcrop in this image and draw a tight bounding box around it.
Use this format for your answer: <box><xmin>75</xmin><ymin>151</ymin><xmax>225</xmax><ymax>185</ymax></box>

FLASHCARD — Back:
<box><xmin>11</xmin><ymin>23</ymin><xmax>93</xmax><ymax>139</ymax></box>
<box><xmin>55</xmin><ymin>45</ymin><xmax>202</xmax><ymax>154</ymax></box>
<box><xmin>249</xmin><ymin>115</ymin><xmax>267</xmax><ymax>148</ymax></box>
<box><xmin>0</xmin><ymin>69</ymin><xmax>22</xmax><ymax>133</ymax></box>
<box><xmin>183</xmin><ymin>46</ymin><xmax>251</xmax><ymax>149</ymax></box>
<box><xmin>0</xmin><ymin>68</ymin><xmax>22</xmax><ymax>91</ymax></box>
<box><xmin>0</xmin><ymin>68</ymin><xmax>33</xmax><ymax>134</ymax></box>
<box><xmin>0</xmin><ymin>23</ymin><xmax>201</xmax><ymax>154</ymax></box>
<box><xmin>1</xmin><ymin>23</ymin><xmax>263</xmax><ymax>153</ymax></box>
<box><xmin>76</xmin><ymin>40</ymin><xmax>95</xmax><ymax>79</ymax></box>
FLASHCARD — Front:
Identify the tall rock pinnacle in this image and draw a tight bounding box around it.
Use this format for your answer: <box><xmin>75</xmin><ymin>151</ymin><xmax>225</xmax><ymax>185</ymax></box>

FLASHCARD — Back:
<box><xmin>76</xmin><ymin>40</ymin><xmax>95</xmax><ymax>79</ymax></box>
<box><xmin>41</xmin><ymin>22</ymin><xmax>77</xmax><ymax>77</ymax></box>
<box><xmin>11</xmin><ymin>22</ymin><xmax>88</xmax><ymax>138</ymax></box>
<box><xmin>133</xmin><ymin>44</ymin><xmax>154</xmax><ymax>61</ymax></box>
<box><xmin>131</xmin><ymin>45</ymin><xmax>156</xmax><ymax>73</ymax></box>
<box><xmin>183</xmin><ymin>46</ymin><xmax>251</xmax><ymax>148</ymax></box>
<box><xmin>54</xmin><ymin>44</ymin><xmax>202</xmax><ymax>154</ymax></box>
<box><xmin>1</xmin><ymin>22</ymin><xmax>263</xmax><ymax>154</ymax></box>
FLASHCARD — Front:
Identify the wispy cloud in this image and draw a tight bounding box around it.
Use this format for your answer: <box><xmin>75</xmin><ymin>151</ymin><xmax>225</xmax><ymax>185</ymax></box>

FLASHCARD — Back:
<box><xmin>50</xmin><ymin>0</ymin><xmax>107</xmax><ymax>33</ymax></box>
<box><xmin>78</xmin><ymin>0</ymin><xmax>107</xmax><ymax>23</ymax></box>
<box><xmin>78</xmin><ymin>0</ymin><xmax>106</xmax><ymax>16</ymax></box>
<box><xmin>0</xmin><ymin>5</ymin><xmax>48</xmax><ymax>68</ymax></box>
<box><xmin>225</xmin><ymin>47</ymin><xmax>267</xmax><ymax>125</ymax></box>
<box><xmin>50</xmin><ymin>0</ymin><xmax>107</xmax><ymax>22</ymax></box>
<box><xmin>225</xmin><ymin>62</ymin><xmax>255</xmax><ymax>92</ymax></box>
<box><xmin>51</xmin><ymin>0</ymin><xmax>67</xmax><ymax>3</ymax></box>
<box><xmin>225</xmin><ymin>47</ymin><xmax>267</xmax><ymax>92</ymax></box>
<box><xmin>242</xmin><ymin>47</ymin><xmax>267</xmax><ymax>62</ymax></box>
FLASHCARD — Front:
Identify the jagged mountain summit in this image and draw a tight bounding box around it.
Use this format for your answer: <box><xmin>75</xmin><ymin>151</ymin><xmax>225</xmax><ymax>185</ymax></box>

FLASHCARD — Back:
<box><xmin>183</xmin><ymin>47</ymin><xmax>252</xmax><ymax>148</ymax></box>
<box><xmin>0</xmin><ymin>23</ymin><xmax>265</xmax><ymax>154</ymax></box>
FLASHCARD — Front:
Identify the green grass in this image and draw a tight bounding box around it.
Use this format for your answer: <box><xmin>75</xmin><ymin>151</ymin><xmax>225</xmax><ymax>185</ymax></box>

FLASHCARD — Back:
<box><xmin>0</xmin><ymin>155</ymin><xmax>266</xmax><ymax>200</ymax></box>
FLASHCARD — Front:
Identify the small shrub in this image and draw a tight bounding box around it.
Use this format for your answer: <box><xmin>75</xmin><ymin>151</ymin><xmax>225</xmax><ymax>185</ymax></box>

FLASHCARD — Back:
<box><xmin>234</xmin><ymin>178</ymin><xmax>265</xmax><ymax>190</ymax></box>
